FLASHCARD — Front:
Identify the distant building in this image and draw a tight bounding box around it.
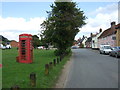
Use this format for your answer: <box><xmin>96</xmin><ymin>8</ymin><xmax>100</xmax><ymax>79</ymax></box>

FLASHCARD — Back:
<box><xmin>10</xmin><ymin>40</ymin><xmax>18</xmax><ymax>47</ymax></box>
<box><xmin>78</xmin><ymin>35</ymin><xmax>87</xmax><ymax>48</ymax></box>
<box><xmin>85</xmin><ymin>37</ymin><xmax>92</xmax><ymax>48</ymax></box>
<box><xmin>73</xmin><ymin>40</ymin><xmax>78</xmax><ymax>46</ymax></box>
<box><xmin>98</xmin><ymin>22</ymin><xmax>117</xmax><ymax>48</ymax></box>
<box><xmin>91</xmin><ymin>28</ymin><xmax>102</xmax><ymax>49</ymax></box>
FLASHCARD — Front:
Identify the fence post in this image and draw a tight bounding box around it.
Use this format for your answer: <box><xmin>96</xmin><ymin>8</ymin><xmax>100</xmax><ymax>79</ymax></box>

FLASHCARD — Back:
<box><xmin>49</xmin><ymin>62</ymin><xmax>53</xmax><ymax>69</ymax></box>
<box><xmin>45</xmin><ymin>64</ymin><xmax>49</xmax><ymax>75</ymax></box>
<box><xmin>60</xmin><ymin>56</ymin><xmax>62</xmax><ymax>62</ymax></box>
<box><xmin>57</xmin><ymin>57</ymin><xmax>59</xmax><ymax>64</ymax></box>
<box><xmin>53</xmin><ymin>59</ymin><xmax>56</xmax><ymax>66</ymax></box>
<box><xmin>16</xmin><ymin>56</ymin><xmax>19</xmax><ymax>62</ymax></box>
<box><xmin>11</xmin><ymin>85</ymin><xmax>20</xmax><ymax>90</ymax></box>
<box><xmin>30</xmin><ymin>72</ymin><xmax>36</xmax><ymax>87</ymax></box>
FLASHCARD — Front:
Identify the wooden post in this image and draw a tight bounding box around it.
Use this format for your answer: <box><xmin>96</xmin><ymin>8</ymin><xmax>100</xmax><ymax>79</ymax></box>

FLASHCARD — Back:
<box><xmin>53</xmin><ymin>59</ymin><xmax>56</xmax><ymax>66</ymax></box>
<box><xmin>60</xmin><ymin>55</ymin><xmax>63</xmax><ymax>60</ymax></box>
<box><xmin>57</xmin><ymin>57</ymin><xmax>59</xmax><ymax>64</ymax></box>
<box><xmin>45</xmin><ymin>64</ymin><xmax>49</xmax><ymax>75</ymax></box>
<box><xmin>16</xmin><ymin>56</ymin><xmax>19</xmax><ymax>62</ymax></box>
<box><xmin>60</xmin><ymin>56</ymin><xmax>62</xmax><ymax>62</ymax></box>
<box><xmin>30</xmin><ymin>72</ymin><xmax>36</xmax><ymax>87</ymax></box>
<box><xmin>49</xmin><ymin>62</ymin><xmax>53</xmax><ymax>69</ymax></box>
<box><xmin>11</xmin><ymin>85</ymin><xmax>20</xmax><ymax>90</ymax></box>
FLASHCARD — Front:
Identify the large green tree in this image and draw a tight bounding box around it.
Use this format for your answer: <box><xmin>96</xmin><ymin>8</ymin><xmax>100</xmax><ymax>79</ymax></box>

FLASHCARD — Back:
<box><xmin>32</xmin><ymin>35</ymin><xmax>40</xmax><ymax>48</ymax></box>
<box><xmin>41</xmin><ymin>1</ymin><xmax>86</xmax><ymax>55</ymax></box>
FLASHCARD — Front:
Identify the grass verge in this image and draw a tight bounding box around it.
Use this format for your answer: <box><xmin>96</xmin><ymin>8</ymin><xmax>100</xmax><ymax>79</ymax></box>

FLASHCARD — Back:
<box><xmin>2</xmin><ymin>48</ymin><xmax>71</xmax><ymax>88</ymax></box>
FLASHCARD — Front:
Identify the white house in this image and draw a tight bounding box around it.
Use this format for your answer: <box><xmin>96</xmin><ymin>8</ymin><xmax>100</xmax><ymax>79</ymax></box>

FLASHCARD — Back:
<box><xmin>91</xmin><ymin>28</ymin><xmax>102</xmax><ymax>49</ymax></box>
<box><xmin>82</xmin><ymin>36</ymin><xmax>87</xmax><ymax>47</ymax></box>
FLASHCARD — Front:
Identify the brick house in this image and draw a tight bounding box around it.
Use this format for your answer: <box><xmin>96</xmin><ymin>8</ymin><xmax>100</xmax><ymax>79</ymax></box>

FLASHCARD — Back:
<box><xmin>98</xmin><ymin>22</ymin><xmax>117</xmax><ymax>48</ymax></box>
<box><xmin>10</xmin><ymin>40</ymin><xmax>18</xmax><ymax>47</ymax></box>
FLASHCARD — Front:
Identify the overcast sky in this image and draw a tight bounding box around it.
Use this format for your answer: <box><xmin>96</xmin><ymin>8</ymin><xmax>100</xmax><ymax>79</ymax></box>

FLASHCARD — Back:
<box><xmin>0</xmin><ymin>1</ymin><xmax>119</xmax><ymax>41</ymax></box>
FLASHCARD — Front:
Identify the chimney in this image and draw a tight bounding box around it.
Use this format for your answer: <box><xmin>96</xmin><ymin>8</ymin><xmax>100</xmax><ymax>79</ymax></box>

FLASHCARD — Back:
<box><xmin>90</xmin><ymin>33</ymin><xmax>92</xmax><ymax>37</ymax></box>
<box><xmin>99</xmin><ymin>28</ymin><xmax>102</xmax><ymax>33</ymax></box>
<box><xmin>83</xmin><ymin>35</ymin><xmax>85</xmax><ymax>38</ymax></box>
<box><xmin>111</xmin><ymin>21</ymin><xmax>116</xmax><ymax>26</ymax></box>
<box><xmin>111</xmin><ymin>21</ymin><xmax>116</xmax><ymax>30</ymax></box>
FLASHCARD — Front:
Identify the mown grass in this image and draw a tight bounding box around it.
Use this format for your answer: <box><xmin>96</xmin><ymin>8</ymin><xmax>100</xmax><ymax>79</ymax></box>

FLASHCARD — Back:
<box><xmin>2</xmin><ymin>48</ymin><xmax>71</xmax><ymax>88</ymax></box>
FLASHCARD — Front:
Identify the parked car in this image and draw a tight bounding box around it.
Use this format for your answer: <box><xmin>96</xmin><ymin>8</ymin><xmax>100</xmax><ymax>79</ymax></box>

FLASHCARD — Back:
<box><xmin>71</xmin><ymin>46</ymin><xmax>79</xmax><ymax>49</ymax></box>
<box><xmin>6</xmin><ymin>44</ymin><xmax>11</xmax><ymax>49</ymax></box>
<box><xmin>109</xmin><ymin>46</ymin><xmax>120</xmax><ymax>58</ymax></box>
<box><xmin>99</xmin><ymin>45</ymin><xmax>112</xmax><ymax>54</ymax></box>
<box><xmin>37</xmin><ymin>46</ymin><xmax>44</xmax><ymax>49</ymax></box>
<box><xmin>0</xmin><ymin>44</ymin><xmax>6</xmax><ymax>50</ymax></box>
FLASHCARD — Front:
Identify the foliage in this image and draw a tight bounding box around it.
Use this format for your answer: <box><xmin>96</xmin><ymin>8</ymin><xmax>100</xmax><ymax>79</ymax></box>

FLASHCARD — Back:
<box><xmin>0</xmin><ymin>35</ymin><xmax>10</xmax><ymax>45</ymax></box>
<box><xmin>78</xmin><ymin>43</ymin><xmax>84</xmax><ymax>48</ymax></box>
<box><xmin>41</xmin><ymin>1</ymin><xmax>86</xmax><ymax>55</ymax></box>
<box><xmin>81</xmin><ymin>43</ymin><xmax>84</xmax><ymax>48</ymax></box>
<box><xmin>32</xmin><ymin>35</ymin><xmax>40</xmax><ymax>48</ymax></box>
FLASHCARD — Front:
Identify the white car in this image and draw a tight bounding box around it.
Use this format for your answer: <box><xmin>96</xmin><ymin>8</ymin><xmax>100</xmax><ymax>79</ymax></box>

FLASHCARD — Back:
<box><xmin>0</xmin><ymin>44</ymin><xmax>6</xmax><ymax>49</ymax></box>
<box><xmin>37</xmin><ymin>46</ymin><xmax>44</xmax><ymax>49</ymax></box>
<box><xmin>71</xmin><ymin>45</ymin><xmax>79</xmax><ymax>49</ymax></box>
<box><xmin>6</xmin><ymin>45</ymin><xmax>11</xmax><ymax>49</ymax></box>
<box><xmin>99</xmin><ymin>45</ymin><xmax>112</xmax><ymax>54</ymax></box>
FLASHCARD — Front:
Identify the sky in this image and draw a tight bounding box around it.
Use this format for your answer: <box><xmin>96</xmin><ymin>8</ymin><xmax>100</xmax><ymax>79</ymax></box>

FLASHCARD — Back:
<box><xmin>0</xmin><ymin>1</ymin><xmax>119</xmax><ymax>41</ymax></box>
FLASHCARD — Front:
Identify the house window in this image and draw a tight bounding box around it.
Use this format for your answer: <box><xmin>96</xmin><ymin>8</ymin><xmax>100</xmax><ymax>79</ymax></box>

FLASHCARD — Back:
<box><xmin>112</xmin><ymin>36</ymin><xmax>116</xmax><ymax>40</ymax></box>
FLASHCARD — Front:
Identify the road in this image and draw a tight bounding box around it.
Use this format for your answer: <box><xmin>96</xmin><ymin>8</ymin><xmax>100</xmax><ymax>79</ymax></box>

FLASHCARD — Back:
<box><xmin>64</xmin><ymin>49</ymin><xmax>118</xmax><ymax>88</ymax></box>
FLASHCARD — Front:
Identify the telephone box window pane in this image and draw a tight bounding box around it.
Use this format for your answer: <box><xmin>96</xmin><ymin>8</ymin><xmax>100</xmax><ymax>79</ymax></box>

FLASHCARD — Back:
<box><xmin>21</xmin><ymin>40</ymin><xmax>26</xmax><ymax>55</ymax></box>
<box><xmin>21</xmin><ymin>44</ymin><xmax>25</xmax><ymax>47</ymax></box>
<box><xmin>22</xmin><ymin>50</ymin><xmax>25</xmax><ymax>52</ymax></box>
<box><xmin>21</xmin><ymin>40</ymin><xmax>26</xmax><ymax>42</ymax></box>
<box><xmin>21</xmin><ymin>40</ymin><xmax>26</xmax><ymax>47</ymax></box>
<box><xmin>21</xmin><ymin>50</ymin><xmax>26</xmax><ymax>55</ymax></box>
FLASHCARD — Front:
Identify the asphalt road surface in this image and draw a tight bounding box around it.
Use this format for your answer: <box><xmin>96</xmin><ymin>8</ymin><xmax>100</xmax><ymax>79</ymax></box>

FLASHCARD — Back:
<box><xmin>65</xmin><ymin>49</ymin><xmax>118</xmax><ymax>88</ymax></box>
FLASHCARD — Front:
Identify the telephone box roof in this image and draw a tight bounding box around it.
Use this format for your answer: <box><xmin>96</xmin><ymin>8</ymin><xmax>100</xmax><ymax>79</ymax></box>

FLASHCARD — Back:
<box><xmin>19</xmin><ymin>34</ymin><xmax>32</xmax><ymax>36</ymax></box>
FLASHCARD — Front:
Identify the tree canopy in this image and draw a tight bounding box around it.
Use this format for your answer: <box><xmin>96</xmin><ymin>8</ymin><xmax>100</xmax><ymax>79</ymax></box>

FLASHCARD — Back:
<box><xmin>32</xmin><ymin>35</ymin><xmax>40</xmax><ymax>48</ymax></box>
<box><xmin>41</xmin><ymin>1</ymin><xmax>86</xmax><ymax>56</ymax></box>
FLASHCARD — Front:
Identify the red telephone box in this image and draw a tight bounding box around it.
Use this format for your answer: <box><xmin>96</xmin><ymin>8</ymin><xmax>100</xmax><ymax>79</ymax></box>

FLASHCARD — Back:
<box><xmin>17</xmin><ymin>34</ymin><xmax>33</xmax><ymax>63</ymax></box>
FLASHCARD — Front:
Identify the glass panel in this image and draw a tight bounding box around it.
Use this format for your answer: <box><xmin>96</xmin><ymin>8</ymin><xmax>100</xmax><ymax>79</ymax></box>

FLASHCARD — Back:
<box><xmin>21</xmin><ymin>40</ymin><xmax>26</xmax><ymax>60</ymax></box>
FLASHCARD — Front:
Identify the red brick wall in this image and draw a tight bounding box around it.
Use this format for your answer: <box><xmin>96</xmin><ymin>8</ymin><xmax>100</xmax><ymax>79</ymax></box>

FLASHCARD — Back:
<box><xmin>10</xmin><ymin>41</ymin><xmax>18</xmax><ymax>47</ymax></box>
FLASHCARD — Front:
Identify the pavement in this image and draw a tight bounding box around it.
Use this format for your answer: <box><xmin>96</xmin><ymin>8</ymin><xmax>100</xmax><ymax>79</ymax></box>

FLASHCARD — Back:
<box><xmin>64</xmin><ymin>48</ymin><xmax>118</xmax><ymax>88</ymax></box>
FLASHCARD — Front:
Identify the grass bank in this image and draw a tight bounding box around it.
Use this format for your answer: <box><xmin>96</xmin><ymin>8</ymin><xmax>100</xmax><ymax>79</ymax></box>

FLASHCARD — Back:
<box><xmin>2</xmin><ymin>48</ymin><xmax>71</xmax><ymax>88</ymax></box>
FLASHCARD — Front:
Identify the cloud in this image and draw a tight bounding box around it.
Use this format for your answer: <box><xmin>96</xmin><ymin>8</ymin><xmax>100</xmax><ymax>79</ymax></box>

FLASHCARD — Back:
<box><xmin>75</xmin><ymin>3</ymin><xmax>118</xmax><ymax>40</ymax></box>
<box><xmin>89</xmin><ymin>3</ymin><xmax>118</xmax><ymax>16</ymax></box>
<box><xmin>0</xmin><ymin>17</ymin><xmax>45</xmax><ymax>41</ymax></box>
<box><xmin>1</xmin><ymin>3</ymin><xmax>118</xmax><ymax>42</ymax></box>
<box><xmin>0</xmin><ymin>16</ymin><xmax>45</xmax><ymax>31</ymax></box>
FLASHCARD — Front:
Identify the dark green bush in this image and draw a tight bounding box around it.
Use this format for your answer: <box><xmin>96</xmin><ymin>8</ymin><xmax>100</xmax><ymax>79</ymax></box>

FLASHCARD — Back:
<box><xmin>54</xmin><ymin>48</ymin><xmax>71</xmax><ymax>56</ymax></box>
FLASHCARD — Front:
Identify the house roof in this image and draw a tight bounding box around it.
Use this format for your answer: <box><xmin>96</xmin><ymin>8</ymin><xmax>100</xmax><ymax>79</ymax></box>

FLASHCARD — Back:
<box><xmin>85</xmin><ymin>37</ymin><xmax>92</xmax><ymax>43</ymax></box>
<box><xmin>115</xmin><ymin>23</ymin><xmax>120</xmax><ymax>29</ymax></box>
<box><xmin>91</xmin><ymin>33</ymin><xmax>98</xmax><ymax>37</ymax></box>
<box><xmin>98</xmin><ymin>24</ymin><xmax>120</xmax><ymax>39</ymax></box>
<box><xmin>78</xmin><ymin>36</ymin><xmax>87</xmax><ymax>43</ymax></box>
